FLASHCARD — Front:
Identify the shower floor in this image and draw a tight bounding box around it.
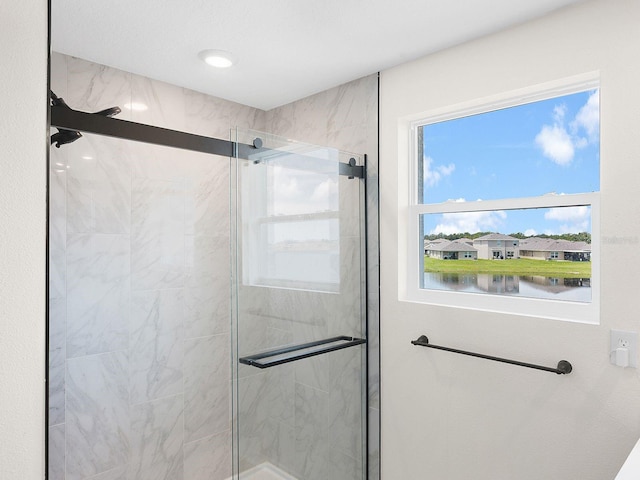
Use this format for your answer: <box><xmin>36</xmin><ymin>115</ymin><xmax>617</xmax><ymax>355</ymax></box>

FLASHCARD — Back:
<box><xmin>235</xmin><ymin>462</ymin><xmax>298</xmax><ymax>480</ymax></box>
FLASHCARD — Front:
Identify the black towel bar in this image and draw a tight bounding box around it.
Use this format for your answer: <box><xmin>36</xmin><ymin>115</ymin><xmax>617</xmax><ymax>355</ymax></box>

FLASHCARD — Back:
<box><xmin>411</xmin><ymin>335</ymin><xmax>572</xmax><ymax>375</ymax></box>
<box><xmin>240</xmin><ymin>335</ymin><xmax>366</xmax><ymax>369</ymax></box>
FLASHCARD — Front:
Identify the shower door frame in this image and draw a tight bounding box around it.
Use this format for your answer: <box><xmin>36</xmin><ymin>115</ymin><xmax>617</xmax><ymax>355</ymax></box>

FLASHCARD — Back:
<box><xmin>48</xmin><ymin>102</ymin><xmax>369</xmax><ymax>479</ymax></box>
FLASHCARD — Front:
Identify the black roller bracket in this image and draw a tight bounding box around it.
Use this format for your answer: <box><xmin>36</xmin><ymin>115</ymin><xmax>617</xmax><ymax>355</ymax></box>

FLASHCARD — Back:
<box><xmin>411</xmin><ymin>335</ymin><xmax>573</xmax><ymax>375</ymax></box>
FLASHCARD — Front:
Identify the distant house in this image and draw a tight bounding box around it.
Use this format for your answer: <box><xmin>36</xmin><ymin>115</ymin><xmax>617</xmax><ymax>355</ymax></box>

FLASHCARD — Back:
<box><xmin>425</xmin><ymin>240</ymin><xmax>478</xmax><ymax>260</ymax></box>
<box><xmin>519</xmin><ymin>237</ymin><xmax>591</xmax><ymax>261</ymax></box>
<box><xmin>472</xmin><ymin>233</ymin><xmax>519</xmax><ymax>260</ymax></box>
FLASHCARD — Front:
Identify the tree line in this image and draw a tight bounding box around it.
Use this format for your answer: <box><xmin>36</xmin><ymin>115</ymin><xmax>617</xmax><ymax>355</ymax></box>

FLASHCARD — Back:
<box><xmin>424</xmin><ymin>231</ymin><xmax>591</xmax><ymax>244</ymax></box>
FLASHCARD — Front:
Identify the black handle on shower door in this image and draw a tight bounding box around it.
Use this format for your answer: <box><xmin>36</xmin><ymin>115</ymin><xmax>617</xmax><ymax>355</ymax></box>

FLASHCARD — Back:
<box><xmin>239</xmin><ymin>335</ymin><xmax>367</xmax><ymax>369</ymax></box>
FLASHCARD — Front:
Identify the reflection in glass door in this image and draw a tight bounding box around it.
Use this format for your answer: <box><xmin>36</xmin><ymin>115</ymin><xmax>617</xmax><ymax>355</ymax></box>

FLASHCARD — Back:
<box><xmin>232</xmin><ymin>129</ymin><xmax>367</xmax><ymax>479</ymax></box>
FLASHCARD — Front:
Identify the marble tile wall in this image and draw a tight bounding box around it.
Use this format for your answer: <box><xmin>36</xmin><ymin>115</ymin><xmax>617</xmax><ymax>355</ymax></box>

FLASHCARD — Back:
<box><xmin>49</xmin><ymin>52</ymin><xmax>379</xmax><ymax>480</ymax></box>
<box><xmin>48</xmin><ymin>52</ymin><xmax>265</xmax><ymax>480</ymax></box>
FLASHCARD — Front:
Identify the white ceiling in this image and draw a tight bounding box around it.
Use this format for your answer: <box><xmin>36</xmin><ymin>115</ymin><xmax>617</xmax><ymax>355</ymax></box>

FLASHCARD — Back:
<box><xmin>52</xmin><ymin>0</ymin><xmax>586</xmax><ymax>111</ymax></box>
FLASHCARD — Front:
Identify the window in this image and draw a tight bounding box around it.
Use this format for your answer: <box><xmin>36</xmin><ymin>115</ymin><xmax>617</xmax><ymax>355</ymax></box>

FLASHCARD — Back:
<box><xmin>241</xmin><ymin>144</ymin><xmax>343</xmax><ymax>293</ymax></box>
<box><xmin>407</xmin><ymin>77</ymin><xmax>600</xmax><ymax>323</ymax></box>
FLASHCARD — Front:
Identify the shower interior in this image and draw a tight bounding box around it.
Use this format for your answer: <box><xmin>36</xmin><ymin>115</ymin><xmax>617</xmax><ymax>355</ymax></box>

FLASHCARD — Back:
<box><xmin>47</xmin><ymin>53</ymin><xmax>369</xmax><ymax>480</ymax></box>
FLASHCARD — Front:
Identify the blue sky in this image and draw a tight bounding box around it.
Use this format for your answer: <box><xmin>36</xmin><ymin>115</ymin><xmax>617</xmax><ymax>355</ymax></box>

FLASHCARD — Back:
<box><xmin>422</xmin><ymin>90</ymin><xmax>599</xmax><ymax>236</ymax></box>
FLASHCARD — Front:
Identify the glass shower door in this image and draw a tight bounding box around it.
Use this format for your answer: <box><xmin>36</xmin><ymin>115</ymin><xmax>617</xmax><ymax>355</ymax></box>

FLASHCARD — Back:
<box><xmin>232</xmin><ymin>129</ymin><xmax>367</xmax><ymax>480</ymax></box>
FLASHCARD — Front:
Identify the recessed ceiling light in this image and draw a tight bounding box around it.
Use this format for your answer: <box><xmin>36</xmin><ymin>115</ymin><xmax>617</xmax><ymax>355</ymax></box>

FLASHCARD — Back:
<box><xmin>198</xmin><ymin>49</ymin><xmax>235</xmax><ymax>68</ymax></box>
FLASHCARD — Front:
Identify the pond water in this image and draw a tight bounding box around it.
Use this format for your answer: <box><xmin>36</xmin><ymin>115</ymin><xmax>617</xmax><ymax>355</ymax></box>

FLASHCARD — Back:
<box><xmin>423</xmin><ymin>272</ymin><xmax>591</xmax><ymax>302</ymax></box>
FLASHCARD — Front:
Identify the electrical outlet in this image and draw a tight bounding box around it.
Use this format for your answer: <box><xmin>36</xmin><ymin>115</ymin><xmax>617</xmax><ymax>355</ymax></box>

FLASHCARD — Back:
<box><xmin>610</xmin><ymin>329</ymin><xmax>638</xmax><ymax>368</ymax></box>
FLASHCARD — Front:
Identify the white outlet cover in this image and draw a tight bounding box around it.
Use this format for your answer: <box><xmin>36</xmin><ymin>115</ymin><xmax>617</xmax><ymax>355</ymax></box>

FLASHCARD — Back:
<box><xmin>610</xmin><ymin>329</ymin><xmax>638</xmax><ymax>368</ymax></box>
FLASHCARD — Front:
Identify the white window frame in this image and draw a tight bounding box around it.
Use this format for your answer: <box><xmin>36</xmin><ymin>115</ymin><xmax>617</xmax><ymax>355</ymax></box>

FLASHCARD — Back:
<box><xmin>405</xmin><ymin>75</ymin><xmax>600</xmax><ymax>324</ymax></box>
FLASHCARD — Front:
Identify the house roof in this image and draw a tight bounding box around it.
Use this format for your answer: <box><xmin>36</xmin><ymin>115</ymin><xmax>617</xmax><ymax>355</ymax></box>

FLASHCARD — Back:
<box><xmin>429</xmin><ymin>240</ymin><xmax>478</xmax><ymax>252</ymax></box>
<box><xmin>473</xmin><ymin>233</ymin><xmax>518</xmax><ymax>242</ymax></box>
<box><xmin>519</xmin><ymin>237</ymin><xmax>591</xmax><ymax>252</ymax></box>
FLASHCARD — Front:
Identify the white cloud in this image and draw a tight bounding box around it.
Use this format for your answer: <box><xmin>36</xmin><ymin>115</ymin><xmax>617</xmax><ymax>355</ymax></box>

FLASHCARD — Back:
<box><xmin>431</xmin><ymin>205</ymin><xmax>506</xmax><ymax>235</ymax></box>
<box><xmin>553</xmin><ymin>104</ymin><xmax>567</xmax><ymax>122</ymax></box>
<box><xmin>424</xmin><ymin>156</ymin><xmax>455</xmax><ymax>187</ymax></box>
<box><xmin>544</xmin><ymin>205</ymin><xmax>590</xmax><ymax>222</ymax></box>
<box><xmin>572</xmin><ymin>90</ymin><xmax>600</xmax><ymax>141</ymax></box>
<box><xmin>311</xmin><ymin>178</ymin><xmax>338</xmax><ymax>204</ymax></box>
<box><xmin>535</xmin><ymin>125</ymin><xmax>574</xmax><ymax>165</ymax></box>
<box><xmin>524</xmin><ymin>229</ymin><xmax>537</xmax><ymax>237</ymax></box>
<box><xmin>535</xmin><ymin>90</ymin><xmax>600</xmax><ymax>166</ymax></box>
<box><xmin>271</xmin><ymin>167</ymin><xmax>338</xmax><ymax>215</ymax></box>
<box><xmin>544</xmin><ymin>220</ymin><xmax>590</xmax><ymax>235</ymax></box>
<box><xmin>543</xmin><ymin>206</ymin><xmax>591</xmax><ymax>234</ymax></box>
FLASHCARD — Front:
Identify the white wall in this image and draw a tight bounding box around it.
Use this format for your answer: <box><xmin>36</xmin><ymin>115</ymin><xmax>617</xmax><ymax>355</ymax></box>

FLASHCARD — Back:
<box><xmin>380</xmin><ymin>0</ymin><xmax>640</xmax><ymax>478</ymax></box>
<box><xmin>0</xmin><ymin>0</ymin><xmax>47</xmax><ymax>479</ymax></box>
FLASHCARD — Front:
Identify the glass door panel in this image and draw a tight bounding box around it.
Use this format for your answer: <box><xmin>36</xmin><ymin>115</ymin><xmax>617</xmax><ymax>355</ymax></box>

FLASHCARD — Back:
<box><xmin>232</xmin><ymin>129</ymin><xmax>367</xmax><ymax>480</ymax></box>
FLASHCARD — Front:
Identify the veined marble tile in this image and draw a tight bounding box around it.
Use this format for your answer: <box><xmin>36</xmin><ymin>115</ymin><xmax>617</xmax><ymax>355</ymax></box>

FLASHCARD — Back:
<box><xmin>231</xmin><ymin>104</ymin><xmax>265</xmax><ymax>133</ymax></box>
<box><xmin>326</xmin><ymin>76</ymin><xmax>375</xmax><ymax>132</ymax></box>
<box><xmin>50</xmin><ymin>52</ymin><xmax>68</xmax><ymax>99</ymax></box>
<box><xmin>131</xmin><ymin>75</ymin><xmax>187</xmax><ymax>131</ymax></box>
<box><xmin>265</xmin><ymin>364</ymin><xmax>295</xmax><ymax>425</ymax></box>
<box><xmin>266</xmin><ymin>288</ymin><xmax>335</xmax><ymax>326</ymax></box>
<box><xmin>329</xmin><ymin>447</ymin><xmax>362</xmax><ymax>480</ymax></box>
<box><xmin>237</xmin><ymin>372</ymin><xmax>269</xmax><ymax>431</ymax></box>
<box><xmin>87</xmin><ymin>466</ymin><xmax>129</xmax><ymax>480</ymax></box>
<box><xmin>66</xmin><ymin>234</ymin><xmax>130</xmax><ymax>357</ymax></box>
<box><xmin>237</xmin><ymin>313</ymin><xmax>293</xmax><ymax>363</ymax></box>
<box><xmin>327</xmin><ymin>125</ymin><xmax>367</xmax><ymax>160</ymax></box>
<box><xmin>48</xmin><ymin>424</ymin><xmax>65</xmax><ymax>480</ymax></box>
<box><xmin>49</xmin><ymin>149</ymin><xmax>67</xmax><ymax>300</ymax></box>
<box><xmin>267</xmin><ymin>421</ymin><xmax>296</xmax><ymax>477</ymax></box>
<box><xmin>236</xmin><ymin>373</ymin><xmax>271</xmax><ymax>472</ymax></box>
<box><xmin>129</xmin><ymin>394</ymin><xmax>184</xmax><ymax>480</ymax></box>
<box><xmin>66</xmin><ymin>351</ymin><xmax>130</xmax><ymax>480</ymax></box>
<box><xmin>49</xmin><ymin>296</ymin><xmax>66</xmax><ymax>426</ymax></box>
<box><xmin>367</xmin><ymin>289</ymin><xmax>380</xmax><ymax>410</ymax></box>
<box><xmin>66</xmin><ymin>56</ymin><xmax>132</xmax><ymax>121</ymax></box>
<box><xmin>183</xmin><ymin>234</ymin><xmax>229</xmax><ymax>341</ymax></box>
<box><xmin>184</xmin><ymin>334</ymin><xmax>230</xmax><ymax>442</ymax></box>
<box><xmin>184</xmin><ymin>235</ymin><xmax>229</xmax><ymax>288</ymax></box>
<box><xmin>184</xmin><ymin>429</ymin><xmax>232</xmax><ymax>480</ymax></box>
<box><xmin>49</xmin><ymin>147</ymin><xmax>67</xmax><ymax>235</ymax></box>
<box><xmin>294</xmin><ymin>383</ymin><xmax>329</xmax><ymax>480</ymax></box>
<box><xmin>66</xmin><ymin>135</ymin><xmax>132</xmax><ymax>235</ymax></box>
<box><xmin>368</xmin><ymin>406</ymin><xmax>381</xmax><ymax>480</ymax></box>
<box><xmin>334</xmin><ymin>236</ymin><xmax>364</xmax><ymax>338</ymax></box>
<box><xmin>328</xmin><ymin>347</ymin><xmax>364</xmax><ymax>460</ymax></box>
<box><xmin>184</xmin><ymin>284</ymin><xmax>229</xmax><ymax>340</ymax></box>
<box><xmin>65</xmin><ymin>150</ymin><xmax>94</xmax><ymax>234</ymax></box>
<box><xmin>131</xmin><ymin>141</ymin><xmax>186</xmax><ymax>183</ymax></box>
<box><xmin>338</xmin><ymin>170</ymin><xmax>364</xmax><ymax>240</ymax></box>
<box><xmin>183</xmin><ymin>89</ymin><xmax>233</xmax><ymax>140</ymax></box>
<box><xmin>131</xmin><ymin>177</ymin><xmax>185</xmax><ymax>291</ymax></box>
<box><xmin>289</xmin><ymin>93</ymin><xmax>329</xmax><ymax>147</ymax></box>
<box><xmin>130</xmin><ymin>289</ymin><xmax>184</xmax><ymax>404</ymax></box>
<box><xmin>263</xmin><ymin>103</ymin><xmax>294</xmax><ymax>140</ymax></box>
<box><xmin>184</xmin><ymin>160</ymin><xmax>230</xmax><ymax>237</ymax></box>
<box><xmin>295</xmin><ymin>354</ymin><xmax>329</xmax><ymax>394</ymax></box>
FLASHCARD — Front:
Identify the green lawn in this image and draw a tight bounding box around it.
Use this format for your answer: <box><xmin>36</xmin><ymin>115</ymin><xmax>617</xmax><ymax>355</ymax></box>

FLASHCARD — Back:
<box><xmin>424</xmin><ymin>256</ymin><xmax>590</xmax><ymax>278</ymax></box>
